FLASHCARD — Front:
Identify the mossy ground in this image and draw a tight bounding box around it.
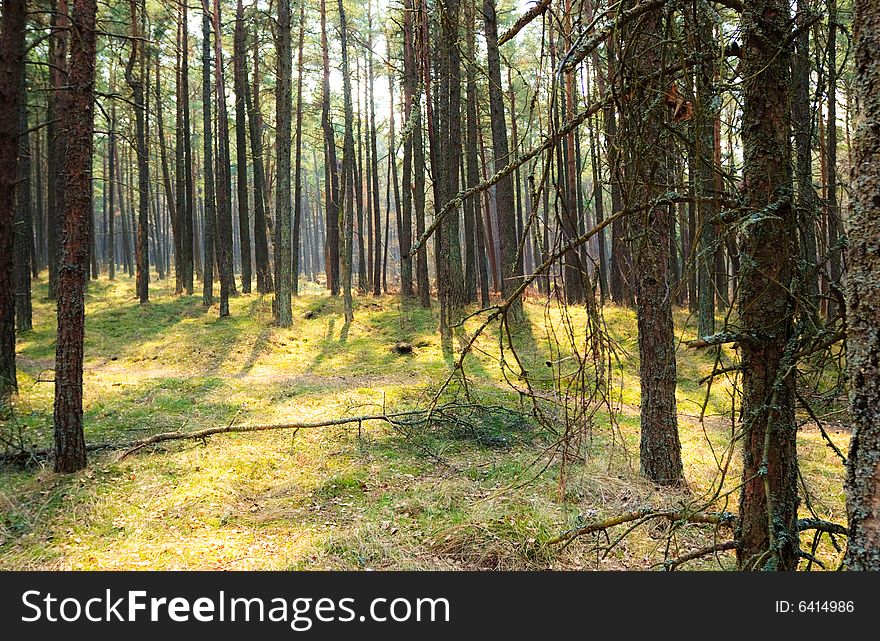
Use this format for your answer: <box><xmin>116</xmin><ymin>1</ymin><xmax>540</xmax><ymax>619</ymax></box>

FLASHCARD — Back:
<box><xmin>0</xmin><ymin>274</ymin><xmax>848</xmax><ymax>570</ymax></box>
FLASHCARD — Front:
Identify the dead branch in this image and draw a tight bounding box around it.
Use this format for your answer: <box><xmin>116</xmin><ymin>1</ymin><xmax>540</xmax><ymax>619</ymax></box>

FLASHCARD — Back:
<box><xmin>797</xmin><ymin>518</ymin><xmax>848</xmax><ymax>536</ymax></box>
<box><xmin>662</xmin><ymin>541</ymin><xmax>738</xmax><ymax>570</ymax></box>
<box><xmin>118</xmin><ymin>410</ymin><xmax>427</xmax><ymax>459</ymax></box>
<box><xmin>498</xmin><ymin>0</ymin><xmax>551</xmax><ymax>46</ymax></box>
<box><xmin>547</xmin><ymin>508</ymin><xmax>738</xmax><ymax>545</ymax></box>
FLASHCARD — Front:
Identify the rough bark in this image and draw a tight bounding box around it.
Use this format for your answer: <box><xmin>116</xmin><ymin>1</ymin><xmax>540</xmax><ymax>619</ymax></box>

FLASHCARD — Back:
<box><xmin>201</xmin><ymin>8</ymin><xmax>217</xmax><ymax>308</ymax></box>
<box><xmin>845</xmin><ymin>0</ymin><xmax>880</xmax><ymax>571</ymax></box>
<box><xmin>484</xmin><ymin>0</ymin><xmax>522</xmax><ymax>317</ymax></box>
<box><xmin>212</xmin><ymin>0</ymin><xmax>237</xmax><ymax>316</ymax></box>
<box><xmin>234</xmin><ymin>0</ymin><xmax>252</xmax><ymax>294</ymax></box>
<box><xmin>245</xmin><ymin>22</ymin><xmax>272</xmax><ymax>294</ymax></box>
<box><xmin>127</xmin><ymin>0</ymin><xmax>150</xmax><ymax>305</ymax></box>
<box><xmin>14</xmin><ymin>52</ymin><xmax>32</xmax><ymax>332</ymax></box>
<box><xmin>736</xmin><ymin>0</ymin><xmax>799</xmax><ymax>570</ymax></box>
<box><xmin>291</xmin><ymin>1</ymin><xmax>306</xmax><ymax>296</ymax></box>
<box><xmin>0</xmin><ymin>0</ymin><xmax>26</xmax><ymax>399</ymax></box>
<box><xmin>339</xmin><ymin>0</ymin><xmax>356</xmax><ymax>322</ymax></box>
<box><xmin>320</xmin><ymin>0</ymin><xmax>341</xmax><ymax>296</ymax></box>
<box><xmin>274</xmin><ymin>0</ymin><xmax>293</xmax><ymax>325</ymax></box>
<box><xmin>53</xmin><ymin>0</ymin><xmax>98</xmax><ymax>473</ymax></box>
<box><xmin>618</xmin><ymin>2</ymin><xmax>683</xmax><ymax>486</ymax></box>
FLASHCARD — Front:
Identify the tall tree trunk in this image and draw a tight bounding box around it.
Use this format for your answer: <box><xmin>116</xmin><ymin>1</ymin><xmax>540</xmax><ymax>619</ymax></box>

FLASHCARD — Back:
<box><xmin>844</xmin><ymin>0</ymin><xmax>880</xmax><ymax>571</ymax></box>
<box><xmin>406</xmin><ymin>0</ymin><xmax>430</xmax><ymax>308</ymax></box>
<box><xmin>606</xmin><ymin>39</ymin><xmax>631</xmax><ymax>307</ymax></box>
<box><xmin>826</xmin><ymin>0</ymin><xmax>841</xmax><ymax>320</ymax></box>
<box><xmin>793</xmin><ymin>0</ymin><xmax>820</xmax><ymax>319</ymax></box>
<box><xmin>14</xmin><ymin>62</ymin><xmax>33</xmax><ymax>332</ymax></box>
<box><xmin>0</xmin><ymin>0</ymin><xmax>26</xmax><ymax>399</ymax></box>
<box><xmin>320</xmin><ymin>0</ymin><xmax>341</xmax><ymax>296</ymax></box>
<box><xmin>201</xmin><ymin>9</ymin><xmax>217</xmax><ymax>308</ymax></box>
<box><xmin>387</xmin><ymin>35</ymin><xmax>403</xmax><ymax>296</ymax></box>
<box><xmin>274</xmin><ymin>0</ymin><xmax>293</xmax><ymax>325</ymax></box>
<box><xmin>180</xmin><ymin>0</ymin><xmax>195</xmax><ymax>294</ymax></box>
<box><xmin>693</xmin><ymin>7</ymin><xmax>716</xmax><ymax>338</ymax></box>
<box><xmin>245</xmin><ymin>22</ymin><xmax>272</xmax><ymax>294</ymax></box>
<box><xmin>355</xmin><ymin>57</ymin><xmax>368</xmax><ymax>293</ymax></box>
<box><xmin>436</xmin><ymin>0</ymin><xmax>465</xmax><ymax>345</ymax></box>
<box><xmin>46</xmin><ymin>0</ymin><xmax>69</xmax><ymax>301</ymax></box>
<box><xmin>339</xmin><ymin>0</ymin><xmax>356</xmax><ymax>322</ymax></box>
<box><xmin>156</xmin><ymin>45</ymin><xmax>178</xmax><ymax>291</ymax></box>
<box><xmin>212</xmin><ymin>0</ymin><xmax>237</xmax><ymax>317</ymax></box>
<box><xmin>736</xmin><ymin>0</ymin><xmax>799</xmax><ymax>570</ymax></box>
<box><xmin>366</xmin><ymin>6</ymin><xmax>382</xmax><ymax>296</ymax></box>
<box><xmin>234</xmin><ymin>0</ymin><xmax>252</xmax><ymax>294</ymax></box>
<box><xmin>463</xmin><ymin>0</ymin><xmax>481</xmax><ymax>306</ymax></box>
<box><xmin>399</xmin><ymin>2</ymin><xmax>415</xmax><ymax>299</ymax></box>
<box><xmin>618</xmin><ymin>2</ymin><xmax>683</xmax><ymax>486</ymax></box>
<box><xmin>292</xmin><ymin>1</ymin><xmax>306</xmax><ymax>296</ymax></box>
<box><xmin>483</xmin><ymin>0</ymin><xmax>522</xmax><ymax>317</ymax></box>
<box><xmin>127</xmin><ymin>0</ymin><xmax>149</xmax><ymax>305</ymax></box>
<box><xmin>53</xmin><ymin>0</ymin><xmax>97</xmax><ymax>473</ymax></box>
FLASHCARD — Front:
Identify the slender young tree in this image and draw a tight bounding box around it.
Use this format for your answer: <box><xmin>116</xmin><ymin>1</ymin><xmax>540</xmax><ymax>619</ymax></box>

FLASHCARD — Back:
<box><xmin>53</xmin><ymin>0</ymin><xmax>98</xmax><ymax>473</ymax></box>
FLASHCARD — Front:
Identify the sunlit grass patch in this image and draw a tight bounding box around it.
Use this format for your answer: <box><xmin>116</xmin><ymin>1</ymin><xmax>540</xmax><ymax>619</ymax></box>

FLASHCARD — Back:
<box><xmin>1</xmin><ymin>273</ymin><xmax>848</xmax><ymax>570</ymax></box>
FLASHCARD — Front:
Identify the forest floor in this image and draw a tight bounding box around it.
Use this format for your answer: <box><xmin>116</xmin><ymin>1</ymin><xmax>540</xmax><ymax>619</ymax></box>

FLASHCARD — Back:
<box><xmin>0</xmin><ymin>274</ymin><xmax>849</xmax><ymax>570</ymax></box>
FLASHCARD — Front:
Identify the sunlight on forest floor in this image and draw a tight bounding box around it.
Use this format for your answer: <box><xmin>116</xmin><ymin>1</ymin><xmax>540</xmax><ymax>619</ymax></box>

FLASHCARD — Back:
<box><xmin>0</xmin><ymin>274</ymin><xmax>849</xmax><ymax>570</ymax></box>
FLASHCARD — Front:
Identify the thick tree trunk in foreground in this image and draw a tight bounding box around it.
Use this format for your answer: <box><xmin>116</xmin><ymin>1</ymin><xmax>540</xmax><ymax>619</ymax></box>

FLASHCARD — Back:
<box><xmin>0</xmin><ymin>0</ymin><xmax>27</xmax><ymax>400</ymax></box>
<box><xmin>618</xmin><ymin>3</ymin><xmax>683</xmax><ymax>487</ymax></box>
<box><xmin>736</xmin><ymin>0</ymin><xmax>799</xmax><ymax>570</ymax></box>
<box><xmin>845</xmin><ymin>0</ymin><xmax>880</xmax><ymax>571</ymax></box>
<box><xmin>54</xmin><ymin>0</ymin><xmax>98</xmax><ymax>473</ymax></box>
